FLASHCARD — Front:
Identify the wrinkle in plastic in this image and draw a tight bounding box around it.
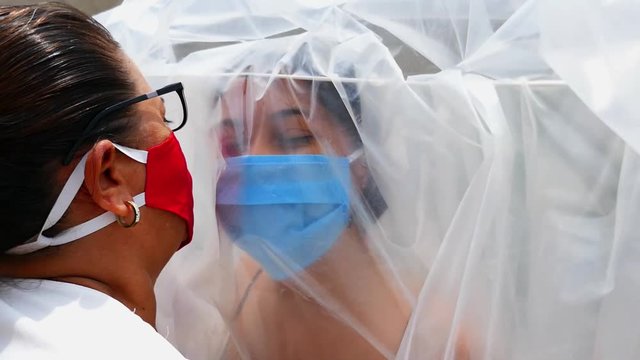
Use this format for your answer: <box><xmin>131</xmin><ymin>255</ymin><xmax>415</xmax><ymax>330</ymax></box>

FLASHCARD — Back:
<box><xmin>97</xmin><ymin>0</ymin><xmax>640</xmax><ymax>359</ymax></box>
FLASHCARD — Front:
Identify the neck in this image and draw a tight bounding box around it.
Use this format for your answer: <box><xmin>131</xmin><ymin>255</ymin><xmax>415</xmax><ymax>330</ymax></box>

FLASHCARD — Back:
<box><xmin>314</xmin><ymin>228</ymin><xmax>411</xmax><ymax>353</ymax></box>
<box><xmin>255</xmin><ymin>225</ymin><xmax>412</xmax><ymax>356</ymax></box>
<box><xmin>302</xmin><ymin>226</ymin><xmax>386</xmax><ymax>291</ymax></box>
<box><xmin>0</xmin><ymin>229</ymin><xmax>164</xmax><ymax>328</ymax></box>
<box><xmin>53</xmin><ymin>272</ymin><xmax>159</xmax><ymax>326</ymax></box>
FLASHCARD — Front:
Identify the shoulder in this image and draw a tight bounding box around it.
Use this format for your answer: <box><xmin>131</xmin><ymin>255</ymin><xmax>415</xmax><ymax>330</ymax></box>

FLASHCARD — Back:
<box><xmin>0</xmin><ymin>279</ymin><xmax>187</xmax><ymax>360</ymax></box>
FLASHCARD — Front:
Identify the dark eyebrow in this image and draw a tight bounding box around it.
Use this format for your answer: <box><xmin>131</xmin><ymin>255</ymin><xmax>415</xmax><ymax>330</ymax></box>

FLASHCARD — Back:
<box><xmin>219</xmin><ymin>108</ymin><xmax>308</xmax><ymax>128</ymax></box>
<box><xmin>268</xmin><ymin>108</ymin><xmax>309</xmax><ymax>123</ymax></box>
<box><xmin>220</xmin><ymin>118</ymin><xmax>238</xmax><ymax>127</ymax></box>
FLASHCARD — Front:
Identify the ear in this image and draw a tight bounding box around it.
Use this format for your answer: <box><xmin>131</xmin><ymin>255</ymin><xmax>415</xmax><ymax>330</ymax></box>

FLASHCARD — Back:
<box><xmin>350</xmin><ymin>155</ymin><xmax>369</xmax><ymax>190</ymax></box>
<box><xmin>83</xmin><ymin>140</ymin><xmax>134</xmax><ymax>218</ymax></box>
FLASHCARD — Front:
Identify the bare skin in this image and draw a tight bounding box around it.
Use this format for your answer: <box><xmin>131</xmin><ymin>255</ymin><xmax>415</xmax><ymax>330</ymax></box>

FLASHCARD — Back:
<box><xmin>0</xmin><ymin>53</ymin><xmax>187</xmax><ymax>327</ymax></box>
<box><xmin>219</xmin><ymin>78</ymin><xmax>412</xmax><ymax>359</ymax></box>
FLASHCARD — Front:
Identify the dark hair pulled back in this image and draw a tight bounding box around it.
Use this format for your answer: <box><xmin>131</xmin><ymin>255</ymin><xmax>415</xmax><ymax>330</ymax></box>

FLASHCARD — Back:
<box><xmin>0</xmin><ymin>3</ymin><xmax>138</xmax><ymax>251</ymax></box>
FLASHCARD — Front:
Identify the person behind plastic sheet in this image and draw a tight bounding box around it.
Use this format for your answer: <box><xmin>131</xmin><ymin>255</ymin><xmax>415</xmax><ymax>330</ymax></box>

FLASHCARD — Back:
<box><xmin>0</xmin><ymin>3</ymin><xmax>193</xmax><ymax>359</ymax></box>
<box><xmin>215</xmin><ymin>77</ymin><xmax>415</xmax><ymax>359</ymax></box>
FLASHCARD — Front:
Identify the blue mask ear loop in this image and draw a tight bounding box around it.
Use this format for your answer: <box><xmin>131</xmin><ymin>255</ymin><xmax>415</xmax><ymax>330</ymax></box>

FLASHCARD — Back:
<box><xmin>347</xmin><ymin>148</ymin><xmax>364</xmax><ymax>163</ymax></box>
<box><xmin>342</xmin><ymin>148</ymin><xmax>365</xmax><ymax>229</ymax></box>
<box><xmin>344</xmin><ymin>147</ymin><xmax>386</xmax><ymax>233</ymax></box>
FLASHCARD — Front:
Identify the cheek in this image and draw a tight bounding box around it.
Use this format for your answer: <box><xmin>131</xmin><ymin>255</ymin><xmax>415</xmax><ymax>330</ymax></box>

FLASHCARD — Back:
<box><xmin>134</xmin><ymin>113</ymin><xmax>173</xmax><ymax>148</ymax></box>
<box><xmin>148</xmin><ymin>126</ymin><xmax>174</xmax><ymax>148</ymax></box>
<box><xmin>312</xmin><ymin>125</ymin><xmax>353</xmax><ymax>156</ymax></box>
<box><xmin>127</xmin><ymin>162</ymin><xmax>148</xmax><ymax>195</ymax></box>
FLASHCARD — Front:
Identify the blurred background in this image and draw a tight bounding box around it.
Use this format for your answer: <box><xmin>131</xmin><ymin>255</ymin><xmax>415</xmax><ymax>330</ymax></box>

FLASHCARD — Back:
<box><xmin>0</xmin><ymin>0</ymin><xmax>122</xmax><ymax>15</ymax></box>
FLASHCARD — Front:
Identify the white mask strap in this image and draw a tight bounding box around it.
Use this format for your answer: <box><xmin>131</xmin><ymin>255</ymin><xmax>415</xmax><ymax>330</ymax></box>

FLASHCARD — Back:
<box><xmin>347</xmin><ymin>148</ymin><xmax>364</xmax><ymax>163</ymax></box>
<box><xmin>43</xmin><ymin>153</ymin><xmax>89</xmax><ymax>230</ymax></box>
<box><xmin>113</xmin><ymin>144</ymin><xmax>148</xmax><ymax>163</ymax></box>
<box><xmin>6</xmin><ymin>145</ymin><xmax>148</xmax><ymax>255</ymax></box>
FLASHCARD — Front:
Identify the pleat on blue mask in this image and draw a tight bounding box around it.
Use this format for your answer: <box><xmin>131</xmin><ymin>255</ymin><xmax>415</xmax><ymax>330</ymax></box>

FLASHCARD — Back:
<box><xmin>216</xmin><ymin>154</ymin><xmax>355</xmax><ymax>280</ymax></box>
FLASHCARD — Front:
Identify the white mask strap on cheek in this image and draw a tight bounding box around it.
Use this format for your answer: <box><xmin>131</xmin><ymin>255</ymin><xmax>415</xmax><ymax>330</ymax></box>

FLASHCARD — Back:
<box><xmin>6</xmin><ymin>145</ymin><xmax>148</xmax><ymax>255</ymax></box>
<box><xmin>347</xmin><ymin>148</ymin><xmax>364</xmax><ymax>163</ymax></box>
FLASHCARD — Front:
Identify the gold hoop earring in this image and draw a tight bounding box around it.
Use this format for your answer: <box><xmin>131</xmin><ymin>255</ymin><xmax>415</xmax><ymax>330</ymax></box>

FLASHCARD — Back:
<box><xmin>116</xmin><ymin>200</ymin><xmax>140</xmax><ymax>228</ymax></box>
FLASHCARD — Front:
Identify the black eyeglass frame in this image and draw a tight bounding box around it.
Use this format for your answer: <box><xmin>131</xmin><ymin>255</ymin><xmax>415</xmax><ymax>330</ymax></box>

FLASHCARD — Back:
<box><xmin>63</xmin><ymin>82</ymin><xmax>188</xmax><ymax>165</ymax></box>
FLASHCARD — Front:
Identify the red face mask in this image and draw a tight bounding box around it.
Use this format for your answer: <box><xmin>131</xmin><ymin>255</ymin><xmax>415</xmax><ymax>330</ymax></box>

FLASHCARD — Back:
<box><xmin>7</xmin><ymin>132</ymin><xmax>194</xmax><ymax>255</ymax></box>
<box><xmin>142</xmin><ymin>132</ymin><xmax>195</xmax><ymax>248</ymax></box>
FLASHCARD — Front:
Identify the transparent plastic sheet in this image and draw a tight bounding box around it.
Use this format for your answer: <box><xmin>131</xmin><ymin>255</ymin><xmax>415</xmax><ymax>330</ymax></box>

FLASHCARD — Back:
<box><xmin>539</xmin><ymin>0</ymin><xmax>640</xmax><ymax>152</ymax></box>
<box><xmin>343</xmin><ymin>0</ymin><xmax>529</xmax><ymax>71</ymax></box>
<box><xmin>95</xmin><ymin>1</ymin><xmax>640</xmax><ymax>359</ymax></box>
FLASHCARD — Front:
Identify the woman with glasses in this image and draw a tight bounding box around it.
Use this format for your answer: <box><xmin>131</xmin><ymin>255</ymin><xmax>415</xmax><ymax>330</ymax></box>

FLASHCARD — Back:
<box><xmin>0</xmin><ymin>3</ymin><xmax>192</xmax><ymax>359</ymax></box>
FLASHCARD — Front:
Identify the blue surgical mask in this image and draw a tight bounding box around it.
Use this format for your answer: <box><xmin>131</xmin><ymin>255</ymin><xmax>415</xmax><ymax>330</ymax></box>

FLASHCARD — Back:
<box><xmin>216</xmin><ymin>154</ymin><xmax>355</xmax><ymax>280</ymax></box>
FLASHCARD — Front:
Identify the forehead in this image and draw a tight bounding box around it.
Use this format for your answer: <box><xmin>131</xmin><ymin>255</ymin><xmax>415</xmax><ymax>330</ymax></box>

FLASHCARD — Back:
<box><xmin>220</xmin><ymin>77</ymin><xmax>313</xmax><ymax>115</ymax></box>
<box><xmin>120</xmin><ymin>53</ymin><xmax>169</xmax><ymax>148</ymax></box>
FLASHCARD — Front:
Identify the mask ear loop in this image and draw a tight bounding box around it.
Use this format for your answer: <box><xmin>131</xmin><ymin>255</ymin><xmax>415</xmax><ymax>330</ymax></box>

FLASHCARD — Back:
<box><xmin>347</xmin><ymin>148</ymin><xmax>364</xmax><ymax>163</ymax></box>
<box><xmin>6</xmin><ymin>145</ymin><xmax>148</xmax><ymax>255</ymax></box>
<box><xmin>345</xmin><ymin>147</ymin><xmax>384</xmax><ymax>232</ymax></box>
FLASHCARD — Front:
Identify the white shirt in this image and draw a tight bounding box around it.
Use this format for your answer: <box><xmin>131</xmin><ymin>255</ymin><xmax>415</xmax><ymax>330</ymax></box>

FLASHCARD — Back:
<box><xmin>0</xmin><ymin>279</ymin><xmax>187</xmax><ymax>359</ymax></box>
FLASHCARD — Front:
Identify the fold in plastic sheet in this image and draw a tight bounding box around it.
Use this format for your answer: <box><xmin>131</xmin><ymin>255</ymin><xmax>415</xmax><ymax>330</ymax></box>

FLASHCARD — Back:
<box><xmin>97</xmin><ymin>1</ymin><xmax>640</xmax><ymax>359</ymax></box>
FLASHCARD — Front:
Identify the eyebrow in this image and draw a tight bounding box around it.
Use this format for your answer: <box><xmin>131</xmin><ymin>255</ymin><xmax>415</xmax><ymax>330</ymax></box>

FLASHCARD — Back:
<box><xmin>220</xmin><ymin>117</ymin><xmax>240</xmax><ymax>126</ymax></box>
<box><xmin>220</xmin><ymin>118</ymin><xmax>237</xmax><ymax>128</ymax></box>
<box><xmin>268</xmin><ymin>108</ymin><xmax>309</xmax><ymax>123</ymax></box>
<box><xmin>220</xmin><ymin>107</ymin><xmax>309</xmax><ymax>126</ymax></box>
